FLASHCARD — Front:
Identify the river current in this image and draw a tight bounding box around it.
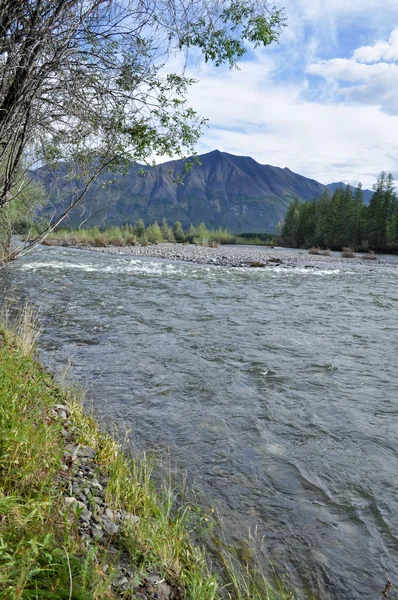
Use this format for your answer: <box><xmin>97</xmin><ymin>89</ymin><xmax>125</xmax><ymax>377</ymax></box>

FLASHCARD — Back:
<box><xmin>1</xmin><ymin>245</ymin><xmax>398</xmax><ymax>599</ymax></box>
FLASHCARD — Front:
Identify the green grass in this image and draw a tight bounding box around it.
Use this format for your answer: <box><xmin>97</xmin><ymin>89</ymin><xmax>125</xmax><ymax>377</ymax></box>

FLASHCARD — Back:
<box><xmin>0</xmin><ymin>305</ymin><xmax>300</xmax><ymax>600</ymax></box>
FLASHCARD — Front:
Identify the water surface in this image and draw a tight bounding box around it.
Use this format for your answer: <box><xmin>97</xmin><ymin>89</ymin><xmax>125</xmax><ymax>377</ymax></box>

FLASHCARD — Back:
<box><xmin>2</xmin><ymin>245</ymin><xmax>398</xmax><ymax>599</ymax></box>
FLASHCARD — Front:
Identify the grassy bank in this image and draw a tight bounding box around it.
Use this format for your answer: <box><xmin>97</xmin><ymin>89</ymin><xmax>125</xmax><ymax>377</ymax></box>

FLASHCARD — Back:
<box><xmin>0</xmin><ymin>306</ymin><xmax>296</xmax><ymax>600</ymax></box>
<box><xmin>38</xmin><ymin>222</ymin><xmax>278</xmax><ymax>248</ymax></box>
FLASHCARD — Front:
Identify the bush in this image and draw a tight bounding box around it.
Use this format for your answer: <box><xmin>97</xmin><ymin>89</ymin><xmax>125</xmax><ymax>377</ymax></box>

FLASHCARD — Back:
<box><xmin>146</xmin><ymin>221</ymin><xmax>163</xmax><ymax>243</ymax></box>
<box><xmin>341</xmin><ymin>247</ymin><xmax>356</xmax><ymax>258</ymax></box>
<box><xmin>362</xmin><ymin>251</ymin><xmax>377</xmax><ymax>260</ymax></box>
<box><xmin>172</xmin><ymin>221</ymin><xmax>185</xmax><ymax>243</ymax></box>
<box><xmin>134</xmin><ymin>218</ymin><xmax>146</xmax><ymax>239</ymax></box>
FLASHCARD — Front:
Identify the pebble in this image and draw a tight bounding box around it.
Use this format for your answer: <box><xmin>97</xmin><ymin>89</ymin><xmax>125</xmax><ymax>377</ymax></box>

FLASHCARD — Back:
<box><xmin>56</xmin><ymin>415</ymin><xmax>176</xmax><ymax>600</ymax></box>
<box><xmin>77</xmin><ymin>242</ymin><xmax>398</xmax><ymax>271</ymax></box>
<box><xmin>112</xmin><ymin>576</ymin><xmax>129</xmax><ymax>589</ymax></box>
<box><xmin>91</xmin><ymin>478</ymin><xmax>103</xmax><ymax>490</ymax></box>
<box><xmin>92</xmin><ymin>495</ymin><xmax>103</xmax><ymax>505</ymax></box>
<box><xmin>124</xmin><ymin>513</ymin><xmax>140</xmax><ymax>525</ymax></box>
<box><xmin>91</xmin><ymin>525</ymin><xmax>104</xmax><ymax>540</ymax></box>
<box><xmin>55</xmin><ymin>404</ymin><xmax>71</xmax><ymax>415</ymax></box>
<box><xmin>80</xmin><ymin>509</ymin><xmax>92</xmax><ymax>523</ymax></box>
<box><xmin>105</xmin><ymin>508</ymin><xmax>114</xmax><ymax>520</ymax></box>
<box><xmin>78</xmin><ymin>446</ymin><xmax>96</xmax><ymax>459</ymax></box>
<box><xmin>102</xmin><ymin>518</ymin><xmax>119</xmax><ymax>535</ymax></box>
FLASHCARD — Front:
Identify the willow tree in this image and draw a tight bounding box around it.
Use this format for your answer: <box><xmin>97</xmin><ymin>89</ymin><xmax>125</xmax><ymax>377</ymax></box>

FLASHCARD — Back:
<box><xmin>0</xmin><ymin>0</ymin><xmax>286</xmax><ymax>259</ymax></box>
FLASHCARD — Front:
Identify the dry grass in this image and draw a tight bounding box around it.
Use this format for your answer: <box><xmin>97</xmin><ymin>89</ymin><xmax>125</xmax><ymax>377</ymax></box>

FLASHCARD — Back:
<box><xmin>341</xmin><ymin>248</ymin><xmax>356</xmax><ymax>258</ymax></box>
<box><xmin>361</xmin><ymin>251</ymin><xmax>377</xmax><ymax>260</ymax></box>
<box><xmin>308</xmin><ymin>247</ymin><xmax>331</xmax><ymax>257</ymax></box>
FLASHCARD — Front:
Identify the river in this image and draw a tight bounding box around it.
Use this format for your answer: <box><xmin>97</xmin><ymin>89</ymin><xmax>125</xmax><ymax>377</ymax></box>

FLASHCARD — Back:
<box><xmin>1</xmin><ymin>244</ymin><xmax>398</xmax><ymax>599</ymax></box>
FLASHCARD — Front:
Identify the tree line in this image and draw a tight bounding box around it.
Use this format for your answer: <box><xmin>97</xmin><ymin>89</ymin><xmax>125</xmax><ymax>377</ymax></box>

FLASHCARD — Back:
<box><xmin>281</xmin><ymin>172</ymin><xmax>398</xmax><ymax>252</ymax></box>
<box><xmin>43</xmin><ymin>220</ymin><xmax>275</xmax><ymax>247</ymax></box>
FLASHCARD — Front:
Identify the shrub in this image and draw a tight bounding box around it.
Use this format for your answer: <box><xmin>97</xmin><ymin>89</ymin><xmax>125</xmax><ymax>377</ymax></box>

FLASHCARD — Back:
<box><xmin>341</xmin><ymin>247</ymin><xmax>356</xmax><ymax>258</ymax></box>
<box><xmin>134</xmin><ymin>218</ymin><xmax>146</xmax><ymax>239</ymax></box>
<box><xmin>146</xmin><ymin>221</ymin><xmax>163</xmax><ymax>243</ymax></box>
<box><xmin>308</xmin><ymin>246</ymin><xmax>322</xmax><ymax>255</ymax></box>
<box><xmin>172</xmin><ymin>221</ymin><xmax>185</xmax><ymax>243</ymax></box>
<box><xmin>362</xmin><ymin>251</ymin><xmax>377</xmax><ymax>260</ymax></box>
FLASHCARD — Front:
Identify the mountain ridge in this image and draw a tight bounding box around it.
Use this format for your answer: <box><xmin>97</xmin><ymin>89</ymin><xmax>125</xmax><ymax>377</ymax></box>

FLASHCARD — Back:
<box><xmin>38</xmin><ymin>150</ymin><xmax>374</xmax><ymax>233</ymax></box>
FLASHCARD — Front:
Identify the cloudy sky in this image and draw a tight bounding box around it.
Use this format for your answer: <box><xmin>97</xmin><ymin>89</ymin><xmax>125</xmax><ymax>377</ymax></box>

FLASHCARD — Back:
<box><xmin>180</xmin><ymin>0</ymin><xmax>398</xmax><ymax>189</ymax></box>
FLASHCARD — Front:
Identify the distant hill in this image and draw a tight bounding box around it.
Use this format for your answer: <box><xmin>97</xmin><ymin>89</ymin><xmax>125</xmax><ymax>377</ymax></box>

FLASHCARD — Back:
<box><xmin>325</xmin><ymin>182</ymin><xmax>373</xmax><ymax>205</ymax></box>
<box><xmin>36</xmin><ymin>150</ymin><xmax>374</xmax><ymax>233</ymax></box>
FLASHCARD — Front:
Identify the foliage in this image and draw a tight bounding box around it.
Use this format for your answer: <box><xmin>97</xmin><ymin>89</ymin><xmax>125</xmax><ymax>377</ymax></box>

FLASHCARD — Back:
<box><xmin>281</xmin><ymin>174</ymin><xmax>398</xmax><ymax>252</ymax></box>
<box><xmin>0</xmin><ymin>171</ymin><xmax>45</xmax><ymax>257</ymax></box>
<box><xmin>43</xmin><ymin>220</ymin><xmax>278</xmax><ymax>247</ymax></box>
<box><xmin>0</xmin><ymin>0</ymin><xmax>286</xmax><ymax>259</ymax></box>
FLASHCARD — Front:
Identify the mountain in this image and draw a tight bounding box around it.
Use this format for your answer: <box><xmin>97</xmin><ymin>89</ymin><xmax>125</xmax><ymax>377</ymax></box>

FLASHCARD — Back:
<box><xmin>37</xmin><ymin>150</ymin><xmax>373</xmax><ymax>233</ymax></box>
<box><xmin>325</xmin><ymin>182</ymin><xmax>373</xmax><ymax>205</ymax></box>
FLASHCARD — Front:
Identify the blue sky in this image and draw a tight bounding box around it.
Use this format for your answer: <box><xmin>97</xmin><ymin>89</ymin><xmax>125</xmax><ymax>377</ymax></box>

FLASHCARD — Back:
<box><xmin>176</xmin><ymin>0</ymin><xmax>398</xmax><ymax>188</ymax></box>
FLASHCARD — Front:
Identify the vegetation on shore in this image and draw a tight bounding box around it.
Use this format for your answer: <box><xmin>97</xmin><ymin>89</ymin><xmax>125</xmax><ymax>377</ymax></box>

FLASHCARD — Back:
<box><xmin>281</xmin><ymin>172</ymin><xmax>398</xmax><ymax>253</ymax></box>
<box><xmin>0</xmin><ymin>304</ymin><xmax>296</xmax><ymax>600</ymax></box>
<box><xmin>40</xmin><ymin>221</ymin><xmax>278</xmax><ymax>248</ymax></box>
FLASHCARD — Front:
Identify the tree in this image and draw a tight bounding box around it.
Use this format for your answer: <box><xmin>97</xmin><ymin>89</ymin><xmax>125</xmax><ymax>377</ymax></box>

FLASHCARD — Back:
<box><xmin>134</xmin><ymin>218</ymin><xmax>145</xmax><ymax>239</ymax></box>
<box><xmin>281</xmin><ymin>198</ymin><xmax>300</xmax><ymax>246</ymax></box>
<box><xmin>366</xmin><ymin>172</ymin><xmax>396</xmax><ymax>250</ymax></box>
<box><xmin>0</xmin><ymin>0</ymin><xmax>286</xmax><ymax>260</ymax></box>
<box><xmin>172</xmin><ymin>220</ymin><xmax>185</xmax><ymax>243</ymax></box>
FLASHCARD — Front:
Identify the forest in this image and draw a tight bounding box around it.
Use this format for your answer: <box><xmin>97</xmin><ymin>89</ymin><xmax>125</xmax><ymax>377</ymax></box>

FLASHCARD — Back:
<box><xmin>281</xmin><ymin>172</ymin><xmax>398</xmax><ymax>252</ymax></box>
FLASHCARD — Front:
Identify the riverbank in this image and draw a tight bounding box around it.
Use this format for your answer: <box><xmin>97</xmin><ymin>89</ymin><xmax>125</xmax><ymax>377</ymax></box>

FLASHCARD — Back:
<box><xmin>0</xmin><ymin>308</ymin><xmax>296</xmax><ymax>600</ymax></box>
<box><xmin>43</xmin><ymin>240</ymin><xmax>398</xmax><ymax>269</ymax></box>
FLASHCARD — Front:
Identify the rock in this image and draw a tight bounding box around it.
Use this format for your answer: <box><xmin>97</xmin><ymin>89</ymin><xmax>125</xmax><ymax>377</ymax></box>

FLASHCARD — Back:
<box><xmin>80</xmin><ymin>508</ymin><xmax>92</xmax><ymax>523</ymax></box>
<box><xmin>78</xmin><ymin>446</ymin><xmax>96</xmax><ymax>459</ymax></box>
<box><xmin>133</xmin><ymin>594</ymin><xmax>147</xmax><ymax>600</ymax></box>
<box><xmin>55</xmin><ymin>403</ymin><xmax>71</xmax><ymax>415</ymax></box>
<box><xmin>105</xmin><ymin>508</ymin><xmax>114</xmax><ymax>520</ymax></box>
<box><xmin>103</xmin><ymin>564</ymin><xmax>110</xmax><ymax>573</ymax></box>
<box><xmin>156</xmin><ymin>581</ymin><xmax>172</xmax><ymax>598</ymax></box>
<box><xmin>64</xmin><ymin>496</ymin><xmax>77</xmax><ymax>505</ymax></box>
<box><xmin>123</xmin><ymin>513</ymin><xmax>140</xmax><ymax>525</ymax></box>
<box><xmin>247</xmin><ymin>261</ymin><xmax>265</xmax><ymax>268</ymax></box>
<box><xmin>112</xmin><ymin>576</ymin><xmax>129</xmax><ymax>590</ymax></box>
<box><xmin>64</xmin><ymin>444</ymin><xmax>79</xmax><ymax>457</ymax></box>
<box><xmin>102</xmin><ymin>517</ymin><xmax>119</xmax><ymax>535</ymax></box>
<box><xmin>91</xmin><ymin>525</ymin><xmax>104</xmax><ymax>540</ymax></box>
<box><xmin>92</xmin><ymin>496</ymin><xmax>103</xmax><ymax>505</ymax></box>
<box><xmin>90</xmin><ymin>479</ymin><xmax>103</xmax><ymax>491</ymax></box>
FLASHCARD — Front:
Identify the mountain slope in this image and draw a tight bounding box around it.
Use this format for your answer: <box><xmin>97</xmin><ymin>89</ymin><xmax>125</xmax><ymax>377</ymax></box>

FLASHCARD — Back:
<box><xmin>37</xmin><ymin>151</ymin><xmax>373</xmax><ymax>232</ymax></box>
<box><xmin>325</xmin><ymin>182</ymin><xmax>373</xmax><ymax>205</ymax></box>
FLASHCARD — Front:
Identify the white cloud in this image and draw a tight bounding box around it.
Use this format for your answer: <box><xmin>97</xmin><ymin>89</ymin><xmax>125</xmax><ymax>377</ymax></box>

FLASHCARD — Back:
<box><xmin>353</xmin><ymin>28</ymin><xmax>398</xmax><ymax>62</ymax></box>
<box><xmin>308</xmin><ymin>28</ymin><xmax>398</xmax><ymax>115</ymax></box>
<box><xmin>185</xmin><ymin>58</ymin><xmax>398</xmax><ymax>188</ymax></box>
<box><xmin>158</xmin><ymin>12</ymin><xmax>398</xmax><ymax>189</ymax></box>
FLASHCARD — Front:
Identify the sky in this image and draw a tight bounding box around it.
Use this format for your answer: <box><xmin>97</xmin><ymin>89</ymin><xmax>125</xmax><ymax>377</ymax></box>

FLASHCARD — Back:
<box><xmin>176</xmin><ymin>0</ymin><xmax>398</xmax><ymax>189</ymax></box>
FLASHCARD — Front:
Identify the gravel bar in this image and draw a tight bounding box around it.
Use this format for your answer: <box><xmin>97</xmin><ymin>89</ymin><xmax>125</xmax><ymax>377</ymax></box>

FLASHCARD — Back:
<box><xmin>56</xmin><ymin>242</ymin><xmax>398</xmax><ymax>270</ymax></box>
